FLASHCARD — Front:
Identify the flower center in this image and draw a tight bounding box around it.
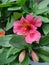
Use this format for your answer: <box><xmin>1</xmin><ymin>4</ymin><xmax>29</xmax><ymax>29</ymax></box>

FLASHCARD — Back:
<box><xmin>23</xmin><ymin>23</ymin><xmax>31</xmax><ymax>31</ymax></box>
<box><xmin>23</xmin><ymin>23</ymin><xmax>30</xmax><ymax>27</ymax></box>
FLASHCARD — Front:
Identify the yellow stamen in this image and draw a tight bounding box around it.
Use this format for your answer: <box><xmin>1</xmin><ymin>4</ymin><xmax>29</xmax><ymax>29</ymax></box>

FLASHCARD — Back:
<box><xmin>23</xmin><ymin>23</ymin><xmax>30</xmax><ymax>27</ymax></box>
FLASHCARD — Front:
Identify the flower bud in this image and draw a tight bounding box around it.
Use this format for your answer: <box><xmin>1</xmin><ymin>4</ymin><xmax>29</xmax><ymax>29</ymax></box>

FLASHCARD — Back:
<box><xmin>19</xmin><ymin>50</ymin><xmax>26</xmax><ymax>63</ymax></box>
<box><xmin>30</xmin><ymin>50</ymin><xmax>39</xmax><ymax>62</ymax></box>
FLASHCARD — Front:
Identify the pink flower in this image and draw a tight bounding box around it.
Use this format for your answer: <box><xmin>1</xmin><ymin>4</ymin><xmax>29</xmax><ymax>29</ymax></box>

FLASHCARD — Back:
<box><xmin>0</xmin><ymin>31</ymin><xmax>5</xmax><ymax>37</ymax></box>
<box><xmin>13</xmin><ymin>14</ymin><xmax>42</xmax><ymax>44</ymax></box>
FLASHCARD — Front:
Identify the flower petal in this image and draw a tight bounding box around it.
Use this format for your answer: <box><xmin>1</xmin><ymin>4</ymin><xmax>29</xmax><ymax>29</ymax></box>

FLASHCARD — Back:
<box><xmin>16</xmin><ymin>27</ymin><xmax>27</xmax><ymax>35</ymax></box>
<box><xmin>13</xmin><ymin>25</ymin><xmax>27</xmax><ymax>35</ymax></box>
<box><xmin>0</xmin><ymin>31</ymin><xmax>5</xmax><ymax>37</ymax></box>
<box><xmin>31</xmin><ymin>25</ymin><xmax>37</xmax><ymax>30</ymax></box>
<box><xmin>13</xmin><ymin>25</ymin><xmax>22</xmax><ymax>33</ymax></box>
<box><xmin>34</xmin><ymin>17</ymin><xmax>42</xmax><ymax>27</ymax></box>
<box><xmin>33</xmin><ymin>30</ymin><xmax>41</xmax><ymax>42</ymax></box>
<box><xmin>20</xmin><ymin>16</ymin><xmax>25</xmax><ymax>23</ymax></box>
<box><xmin>25</xmin><ymin>30</ymin><xmax>41</xmax><ymax>44</ymax></box>
<box><xmin>13</xmin><ymin>21</ymin><xmax>21</xmax><ymax>28</ymax></box>
<box><xmin>26</xmin><ymin>14</ymin><xmax>34</xmax><ymax>22</ymax></box>
<box><xmin>20</xmin><ymin>16</ymin><xmax>29</xmax><ymax>24</ymax></box>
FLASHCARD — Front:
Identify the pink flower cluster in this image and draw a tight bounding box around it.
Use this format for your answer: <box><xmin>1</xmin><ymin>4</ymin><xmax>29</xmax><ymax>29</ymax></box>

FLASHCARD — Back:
<box><xmin>13</xmin><ymin>14</ymin><xmax>42</xmax><ymax>44</ymax></box>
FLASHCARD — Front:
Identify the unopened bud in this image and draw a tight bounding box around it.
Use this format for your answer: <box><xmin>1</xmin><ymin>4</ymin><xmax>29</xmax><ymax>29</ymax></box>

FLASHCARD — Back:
<box><xmin>30</xmin><ymin>50</ymin><xmax>39</xmax><ymax>62</ymax></box>
<box><xmin>19</xmin><ymin>50</ymin><xmax>26</xmax><ymax>62</ymax></box>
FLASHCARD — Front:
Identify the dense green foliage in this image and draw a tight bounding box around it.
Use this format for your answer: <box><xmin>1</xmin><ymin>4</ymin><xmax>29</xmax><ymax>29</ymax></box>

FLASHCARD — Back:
<box><xmin>0</xmin><ymin>0</ymin><xmax>49</xmax><ymax>65</ymax></box>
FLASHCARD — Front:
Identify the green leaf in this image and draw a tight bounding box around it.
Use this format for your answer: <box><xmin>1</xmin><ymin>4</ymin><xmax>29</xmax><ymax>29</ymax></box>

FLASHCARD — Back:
<box><xmin>37</xmin><ymin>48</ymin><xmax>49</xmax><ymax>62</ymax></box>
<box><xmin>6</xmin><ymin>46</ymin><xmax>22</xmax><ymax>57</ymax></box>
<box><xmin>22</xmin><ymin>5</ymin><xmax>29</xmax><ymax>14</ymax></box>
<box><xmin>8</xmin><ymin>7</ymin><xmax>21</xmax><ymax>11</ymax></box>
<box><xmin>2</xmin><ymin>0</ymin><xmax>8</xmax><ymax>3</ymax></box>
<box><xmin>0</xmin><ymin>2</ymin><xmax>17</xmax><ymax>8</ymax></box>
<box><xmin>8</xmin><ymin>0</ymin><xmax>16</xmax><ymax>2</ymax></box>
<box><xmin>38</xmin><ymin>53</ymin><xmax>49</xmax><ymax>62</ymax></box>
<box><xmin>6</xmin><ymin>47</ymin><xmax>14</xmax><ymax>58</ymax></box>
<box><xmin>0</xmin><ymin>35</ymin><xmax>12</xmax><ymax>47</ymax></box>
<box><xmin>0</xmin><ymin>28</ymin><xmax>4</xmax><ymax>31</ymax></box>
<box><xmin>42</xmin><ymin>24</ymin><xmax>49</xmax><ymax>35</ymax></box>
<box><xmin>0</xmin><ymin>48</ymin><xmax>17</xmax><ymax>64</ymax></box>
<box><xmin>46</xmin><ymin>8</ymin><xmax>49</xmax><ymax>14</ymax></box>
<box><xmin>33</xmin><ymin>3</ymin><xmax>38</xmax><ymax>13</ymax></box>
<box><xmin>9</xmin><ymin>62</ymin><xmax>19</xmax><ymax>65</ymax></box>
<box><xmin>5</xmin><ymin>55</ymin><xmax>17</xmax><ymax>64</ymax></box>
<box><xmin>19</xmin><ymin>55</ymin><xmax>29</xmax><ymax>65</ymax></box>
<box><xmin>38</xmin><ymin>0</ymin><xmax>49</xmax><ymax>9</ymax></box>
<box><xmin>0</xmin><ymin>11</ymin><xmax>1</xmax><ymax>17</ymax></box>
<box><xmin>0</xmin><ymin>48</ymin><xmax>4</xmax><ymax>54</ymax></box>
<box><xmin>9</xmin><ymin>35</ymin><xmax>27</xmax><ymax>48</ymax></box>
<box><xmin>9</xmin><ymin>55</ymin><xmax>29</xmax><ymax>65</ymax></box>
<box><xmin>0</xmin><ymin>51</ymin><xmax>7</xmax><ymax>64</ymax></box>
<box><xmin>17</xmin><ymin>0</ymin><xmax>26</xmax><ymax>5</ymax></box>
<box><xmin>0</xmin><ymin>54</ymin><xmax>17</xmax><ymax>64</ymax></box>
<box><xmin>29</xmin><ymin>0</ymin><xmax>33</xmax><ymax>9</ymax></box>
<box><xmin>36</xmin><ymin>7</ymin><xmax>48</xmax><ymax>14</ymax></box>
<box><xmin>13</xmin><ymin>12</ymin><xmax>23</xmax><ymax>20</ymax></box>
<box><xmin>38</xmin><ymin>16</ymin><xmax>49</xmax><ymax>23</ymax></box>
<box><xmin>37</xmin><ymin>48</ymin><xmax>49</xmax><ymax>56</ymax></box>
<box><xmin>6</xmin><ymin>16</ymin><xmax>14</xmax><ymax>31</ymax></box>
<box><xmin>39</xmin><ymin>33</ymin><xmax>49</xmax><ymax>46</ymax></box>
<box><xmin>10</xmin><ymin>47</ymin><xmax>22</xmax><ymax>55</ymax></box>
<box><xmin>0</xmin><ymin>48</ymin><xmax>9</xmax><ymax>64</ymax></box>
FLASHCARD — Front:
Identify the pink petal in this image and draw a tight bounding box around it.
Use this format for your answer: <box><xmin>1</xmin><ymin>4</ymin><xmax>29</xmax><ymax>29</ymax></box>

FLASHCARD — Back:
<box><xmin>13</xmin><ymin>21</ymin><xmax>21</xmax><ymax>27</ymax></box>
<box><xmin>16</xmin><ymin>27</ymin><xmax>27</xmax><ymax>35</ymax></box>
<box><xmin>33</xmin><ymin>31</ymin><xmax>41</xmax><ymax>42</ymax></box>
<box><xmin>25</xmin><ymin>30</ymin><xmax>41</xmax><ymax>44</ymax></box>
<box><xmin>25</xmin><ymin>32</ymin><xmax>35</xmax><ymax>44</ymax></box>
<box><xmin>26</xmin><ymin>14</ymin><xmax>34</xmax><ymax>22</ymax></box>
<box><xmin>34</xmin><ymin>17</ymin><xmax>42</xmax><ymax>27</ymax></box>
<box><xmin>31</xmin><ymin>25</ymin><xmax>37</xmax><ymax>30</ymax></box>
<box><xmin>13</xmin><ymin>25</ymin><xmax>22</xmax><ymax>34</ymax></box>
<box><xmin>13</xmin><ymin>21</ymin><xmax>26</xmax><ymax>35</ymax></box>
<box><xmin>20</xmin><ymin>16</ymin><xmax>29</xmax><ymax>23</ymax></box>
<box><xmin>13</xmin><ymin>25</ymin><xmax>27</xmax><ymax>35</ymax></box>
<box><xmin>20</xmin><ymin>16</ymin><xmax>25</xmax><ymax>23</ymax></box>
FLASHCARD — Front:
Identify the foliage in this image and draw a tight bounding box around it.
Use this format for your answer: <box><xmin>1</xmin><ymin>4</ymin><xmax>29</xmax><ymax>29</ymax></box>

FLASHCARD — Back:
<box><xmin>0</xmin><ymin>0</ymin><xmax>49</xmax><ymax>65</ymax></box>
